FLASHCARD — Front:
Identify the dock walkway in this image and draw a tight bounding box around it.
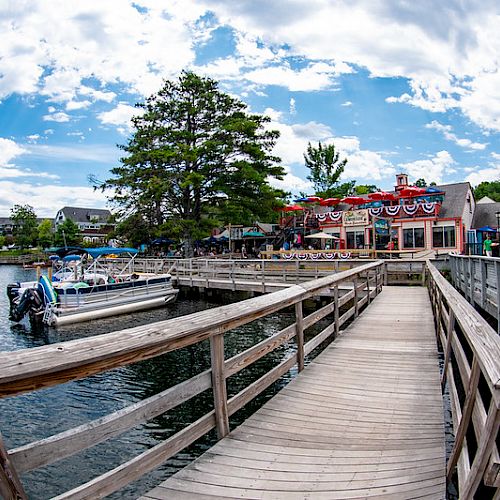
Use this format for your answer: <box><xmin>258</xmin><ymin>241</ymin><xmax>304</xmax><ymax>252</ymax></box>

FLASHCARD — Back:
<box><xmin>141</xmin><ymin>287</ymin><xmax>446</xmax><ymax>499</ymax></box>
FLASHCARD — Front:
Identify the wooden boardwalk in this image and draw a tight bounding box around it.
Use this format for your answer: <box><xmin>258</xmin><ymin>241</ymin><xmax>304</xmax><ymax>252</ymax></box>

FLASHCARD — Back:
<box><xmin>141</xmin><ymin>287</ymin><xmax>446</xmax><ymax>499</ymax></box>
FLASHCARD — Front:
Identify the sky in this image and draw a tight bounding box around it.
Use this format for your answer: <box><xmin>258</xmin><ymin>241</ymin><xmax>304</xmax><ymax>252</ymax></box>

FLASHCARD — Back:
<box><xmin>1</xmin><ymin>0</ymin><xmax>500</xmax><ymax>217</ymax></box>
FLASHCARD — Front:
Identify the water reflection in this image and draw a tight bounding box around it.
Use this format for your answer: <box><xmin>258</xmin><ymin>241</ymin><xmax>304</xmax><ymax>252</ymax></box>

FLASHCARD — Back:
<box><xmin>0</xmin><ymin>265</ymin><xmax>329</xmax><ymax>499</ymax></box>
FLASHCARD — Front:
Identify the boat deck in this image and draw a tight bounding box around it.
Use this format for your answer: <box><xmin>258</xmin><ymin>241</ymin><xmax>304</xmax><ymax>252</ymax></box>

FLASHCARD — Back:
<box><xmin>140</xmin><ymin>287</ymin><xmax>446</xmax><ymax>499</ymax></box>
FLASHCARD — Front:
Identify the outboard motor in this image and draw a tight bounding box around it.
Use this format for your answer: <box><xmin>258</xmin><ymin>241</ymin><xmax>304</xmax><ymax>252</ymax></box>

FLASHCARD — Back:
<box><xmin>8</xmin><ymin>285</ymin><xmax>45</xmax><ymax>323</ymax></box>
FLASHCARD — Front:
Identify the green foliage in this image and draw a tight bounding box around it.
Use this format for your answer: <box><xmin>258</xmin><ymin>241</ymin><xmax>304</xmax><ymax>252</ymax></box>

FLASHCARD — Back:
<box><xmin>415</xmin><ymin>178</ymin><xmax>427</xmax><ymax>187</ymax></box>
<box><xmin>103</xmin><ymin>72</ymin><xmax>286</xmax><ymax>254</ymax></box>
<box><xmin>54</xmin><ymin>219</ymin><xmax>81</xmax><ymax>247</ymax></box>
<box><xmin>304</xmin><ymin>141</ymin><xmax>348</xmax><ymax>198</ymax></box>
<box><xmin>37</xmin><ymin>219</ymin><xmax>53</xmax><ymax>249</ymax></box>
<box><xmin>0</xmin><ymin>235</ymin><xmax>5</xmax><ymax>248</ymax></box>
<box><xmin>10</xmin><ymin>204</ymin><xmax>38</xmax><ymax>249</ymax></box>
<box><xmin>474</xmin><ymin>181</ymin><xmax>500</xmax><ymax>202</ymax></box>
<box><xmin>355</xmin><ymin>184</ymin><xmax>379</xmax><ymax>195</ymax></box>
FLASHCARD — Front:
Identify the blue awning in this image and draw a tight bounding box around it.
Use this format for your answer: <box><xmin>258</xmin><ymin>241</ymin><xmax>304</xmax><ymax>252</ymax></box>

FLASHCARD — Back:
<box><xmin>84</xmin><ymin>247</ymin><xmax>138</xmax><ymax>258</ymax></box>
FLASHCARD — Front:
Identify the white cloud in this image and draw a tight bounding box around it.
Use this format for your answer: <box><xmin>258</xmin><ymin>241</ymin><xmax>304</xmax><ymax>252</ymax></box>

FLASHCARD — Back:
<box><xmin>97</xmin><ymin>103</ymin><xmax>142</xmax><ymax>132</ymax></box>
<box><xmin>289</xmin><ymin>97</ymin><xmax>296</xmax><ymax>115</ymax></box>
<box><xmin>66</xmin><ymin>100</ymin><xmax>91</xmax><ymax>111</ymax></box>
<box><xmin>425</xmin><ymin>120</ymin><xmax>487</xmax><ymax>150</ymax></box>
<box><xmin>0</xmin><ymin>137</ymin><xmax>27</xmax><ymax>167</ymax></box>
<box><xmin>341</xmin><ymin>101</ymin><xmax>352</xmax><ymax>107</ymax></box>
<box><xmin>465</xmin><ymin>166</ymin><xmax>500</xmax><ymax>186</ymax></box>
<box><xmin>0</xmin><ymin>181</ymin><xmax>108</xmax><ymax>217</ymax></box>
<box><xmin>267</xmin><ymin>165</ymin><xmax>312</xmax><ymax>194</ymax></box>
<box><xmin>43</xmin><ymin>111</ymin><xmax>70</xmax><ymax>122</ymax></box>
<box><xmin>399</xmin><ymin>150</ymin><xmax>456</xmax><ymax>184</ymax></box>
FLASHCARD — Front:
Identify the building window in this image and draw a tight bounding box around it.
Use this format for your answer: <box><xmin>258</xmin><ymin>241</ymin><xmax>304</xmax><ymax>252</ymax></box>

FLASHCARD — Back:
<box><xmin>433</xmin><ymin>226</ymin><xmax>456</xmax><ymax>248</ymax></box>
<box><xmin>403</xmin><ymin>228</ymin><xmax>425</xmax><ymax>248</ymax></box>
<box><xmin>346</xmin><ymin>231</ymin><xmax>365</xmax><ymax>249</ymax></box>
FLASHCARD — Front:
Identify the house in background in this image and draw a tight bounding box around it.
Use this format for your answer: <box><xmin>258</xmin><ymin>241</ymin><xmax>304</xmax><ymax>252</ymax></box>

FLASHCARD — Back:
<box><xmin>55</xmin><ymin>207</ymin><xmax>115</xmax><ymax>244</ymax></box>
<box><xmin>0</xmin><ymin>217</ymin><xmax>54</xmax><ymax>236</ymax></box>
<box><xmin>468</xmin><ymin>197</ymin><xmax>500</xmax><ymax>255</ymax></box>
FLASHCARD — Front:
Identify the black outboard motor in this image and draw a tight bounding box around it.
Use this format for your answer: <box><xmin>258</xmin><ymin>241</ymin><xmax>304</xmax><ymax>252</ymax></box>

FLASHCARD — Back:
<box><xmin>8</xmin><ymin>284</ymin><xmax>45</xmax><ymax>323</ymax></box>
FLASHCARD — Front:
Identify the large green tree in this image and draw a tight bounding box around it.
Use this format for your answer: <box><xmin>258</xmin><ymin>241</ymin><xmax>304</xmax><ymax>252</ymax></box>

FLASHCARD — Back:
<box><xmin>474</xmin><ymin>181</ymin><xmax>500</xmax><ymax>202</ymax></box>
<box><xmin>10</xmin><ymin>204</ymin><xmax>38</xmax><ymax>249</ymax></box>
<box><xmin>54</xmin><ymin>219</ymin><xmax>81</xmax><ymax>247</ymax></box>
<box><xmin>102</xmin><ymin>72</ymin><xmax>286</xmax><ymax>254</ymax></box>
<box><xmin>37</xmin><ymin>219</ymin><xmax>54</xmax><ymax>249</ymax></box>
<box><xmin>304</xmin><ymin>141</ymin><xmax>348</xmax><ymax>198</ymax></box>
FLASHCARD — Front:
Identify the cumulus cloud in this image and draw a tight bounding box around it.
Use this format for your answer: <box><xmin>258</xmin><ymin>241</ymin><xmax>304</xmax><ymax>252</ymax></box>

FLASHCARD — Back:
<box><xmin>399</xmin><ymin>150</ymin><xmax>456</xmax><ymax>184</ymax></box>
<box><xmin>425</xmin><ymin>120</ymin><xmax>487</xmax><ymax>150</ymax></box>
<box><xmin>97</xmin><ymin>103</ymin><xmax>143</xmax><ymax>133</ymax></box>
<box><xmin>0</xmin><ymin>181</ymin><xmax>108</xmax><ymax>217</ymax></box>
<box><xmin>0</xmin><ymin>138</ymin><xmax>27</xmax><ymax>167</ymax></box>
<box><xmin>43</xmin><ymin>111</ymin><xmax>70</xmax><ymax>122</ymax></box>
<box><xmin>465</xmin><ymin>166</ymin><xmax>500</xmax><ymax>187</ymax></box>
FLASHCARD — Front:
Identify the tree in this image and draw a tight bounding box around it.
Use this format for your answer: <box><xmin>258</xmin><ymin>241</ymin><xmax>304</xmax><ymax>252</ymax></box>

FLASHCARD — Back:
<box><xmin>102</xmin><ymin>72</ymin><xmax>286</xmax><ymax>255</ymax></box>
<box><xmin>415</xmin><ymin>178</ymin><xmax>427</xmax><ymax>188</ymax></box>
<box><xmin>10</xmin><ymin>204</ymin><xmax>38</xmax><ymax>249</ymax></box>
<box><xmin>355</xmin><ymin>184</ymin><xmax>379</xmax><ymax>195</ymax></box>
<box><xmin>304</xmin><ymin>141</ymin><xmax>348</xmax><ymax>198</ymax></box>
<box><xmin>474</xmin><ymin>181</ymin><xmax>500</xmax><ymax>202</ymax></box>
<box><xmin>37</xmin><ymin>219</ymin><xmax>54</xmax><ymax>249</ymax></box>
<box><xmin>54</xmin><ymin>219</ymin><xmax>81</xmax><ymax>247</ymax></box>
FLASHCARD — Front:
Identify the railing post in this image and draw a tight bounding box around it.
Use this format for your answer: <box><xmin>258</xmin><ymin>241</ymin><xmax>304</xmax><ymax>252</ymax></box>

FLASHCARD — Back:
<box><xmin>441</xmin><ymin>310</ymin><xmax>455</xmax><ymax>389</ymax></box>
<box><xmin>333</xmin><ymin>285</ymin><xmax>339</xmax><ymax>337</ymax></box>
<box><xmin>365</xmin><ymin>271</ymin><xmax>371</xmax><ymax>303</ymax></box>
<box><xmin>383</xmin><ymin>262</ymin><xmax>388</xmax><ymax>286</ymax></box>
<box><xmin>295</xmin><ymin>301</ymin><xmax>305</xmax><ymax>372</ymax></box>
<box><xmin>261</xmin><ymin>259</ymin><xmax>266</xmax><ymax>292</ymax></box>
<box><xmin>446</xmin><ymin>357</ymin><xmax>480</xmax><ymax>480</ymax></box>
<box><xmin>231</xmin><ymin>260</ymin><xmax>235</xmax><ymax>291</ymax></box>
<box><xmin>480</xmin><ymin>259</ymin><xmax>487</xmax><ymax>309</ymax></box>
<box><xmin>210</xmin><ymin>334</ymin><xmax>229</xmax><ymax>439</ymax></box>
<box><xmin>468</xmin><ymin>258</ymin><xmax>473</xmax><ymax>303</ymax></box>
<box><xmin>353</xmin><ymin>276</ymin><xmax>359</xmax><ymax>318</ymax></box>
<box><xmin>460</xmin><ymin>398</ymin><xmax>500</xmax><ymax>499</ymax></box>
<box><xmin>0</xmin><ymin>433</ymin><xmax>27</xmax><ymax>500</ymax></box>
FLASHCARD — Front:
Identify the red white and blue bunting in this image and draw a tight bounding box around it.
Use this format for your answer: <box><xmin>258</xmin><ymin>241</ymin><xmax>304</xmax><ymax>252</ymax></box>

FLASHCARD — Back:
<box><xmin>422</xmin><ymin>202</ymin><xmax>437</xmax><ymax>214</ymax></box>
<box><xmin>280</xmin><ymin>252</ymin><xmax>352</xmax><ymax>260</ymax></box>
<box><xmin>402</xmin><ymin>204</ymin><xmax>418</xmax><ymax>215</ymax></box>
<box><xmin>368</xmin><ymin>207</ymin><xmax>383</xmax><ymax>216</ymax></box>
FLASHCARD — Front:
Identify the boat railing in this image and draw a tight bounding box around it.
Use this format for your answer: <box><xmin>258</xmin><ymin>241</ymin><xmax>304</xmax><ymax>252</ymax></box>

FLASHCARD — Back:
<box><xmin>426</xmin><ymin>260</ymin><xmax>500</xmax><ymax>497</ymax></box>
<box><xmin>0</xmin><ymin>261</ymin><xmax>383</xmax><ymax>499</ymax></box>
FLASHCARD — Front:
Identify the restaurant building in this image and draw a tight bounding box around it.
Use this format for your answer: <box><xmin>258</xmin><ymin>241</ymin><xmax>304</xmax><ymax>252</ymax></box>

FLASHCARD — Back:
<box><xmin>284</xmin><ymin>174</ymin><xmax>475</xmax><ymax>256</ymax></box>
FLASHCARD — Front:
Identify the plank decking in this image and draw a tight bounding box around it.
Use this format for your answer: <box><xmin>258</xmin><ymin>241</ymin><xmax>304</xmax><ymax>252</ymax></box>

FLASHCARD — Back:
<box><xmin>141</xmin><ymin>286</ymin><xmax>446</xmax><ymax>499</ymax></box>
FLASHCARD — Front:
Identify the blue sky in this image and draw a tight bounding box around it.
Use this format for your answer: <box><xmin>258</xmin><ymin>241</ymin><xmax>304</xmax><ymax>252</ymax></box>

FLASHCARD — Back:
<box><xmin>1</xmin><ymin>0</ymin><xmax>499</xmax><ymax>216</ymax></box>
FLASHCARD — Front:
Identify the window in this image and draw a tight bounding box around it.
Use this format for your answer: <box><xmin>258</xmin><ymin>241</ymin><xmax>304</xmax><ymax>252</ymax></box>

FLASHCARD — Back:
<box><xmin>403</xmin><ymin>228</ymin><xmax>425</xmax><ymax>248</ymax></box>
<box><xmin>346</xmin><ymin>231</ymin><xmax>365</xmax><ymax>249</ymax></box>
<box><xmin>433</xmin><ymin>226</ymin><xmax>455</xmax><ymax>248</ymax></box>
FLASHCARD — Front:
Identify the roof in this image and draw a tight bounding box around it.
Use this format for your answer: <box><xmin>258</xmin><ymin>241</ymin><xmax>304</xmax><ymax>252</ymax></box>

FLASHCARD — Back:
<box><xmin>58</xmin><ymin>207</ymin><xmax>112</xmax><ymax>223</ymax></box>
<box><xmin>477</xmin><ymin>196</ymin><xmax>496</xmax><ymax>204</ymax></box>
<box><xmin>472</xmin><ymin>202</ymin><xmax>500</xmax><ymax>229</ymax></box>
<box><xmin>434</xmin><ymin>182</ymin><xmax>471</xmax><ymax>219</ymax></box>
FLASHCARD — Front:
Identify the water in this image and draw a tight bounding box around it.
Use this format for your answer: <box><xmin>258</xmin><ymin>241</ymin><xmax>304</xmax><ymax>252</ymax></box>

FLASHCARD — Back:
<box><xmin>0</xmin><ymin>265</ymin><xmax>318</xmax><ymax>499</ymax></box>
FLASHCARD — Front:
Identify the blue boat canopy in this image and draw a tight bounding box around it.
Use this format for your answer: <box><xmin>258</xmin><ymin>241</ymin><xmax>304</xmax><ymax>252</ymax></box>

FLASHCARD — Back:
<box><xmin>84</xmin><ymin>247</ymin><xmax>138</xmax><ymax>258</ymax></box>
<box><xmin>63</xmin><ymin>254</ymin><xmax>83</xmax><ymax>262</ymax></box>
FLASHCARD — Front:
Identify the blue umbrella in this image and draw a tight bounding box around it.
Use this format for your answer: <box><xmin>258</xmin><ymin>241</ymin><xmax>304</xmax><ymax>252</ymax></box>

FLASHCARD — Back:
<box><xmin>477</xmin><ymin>226</ymin><xmax>497</xmax><ymax>232</ymax></box>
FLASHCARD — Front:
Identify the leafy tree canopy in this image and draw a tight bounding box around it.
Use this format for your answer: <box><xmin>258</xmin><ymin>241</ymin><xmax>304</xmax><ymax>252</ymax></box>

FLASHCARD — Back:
<box><xmin>102</xmin><ymin>71</ymin><xmax>286</xmax><ymax>254</ymax></box>
<box><xmin>10</xmin><ymin>204</ymin><xmax>38</xmax><ymax>248</ymax></box>
<box><xmin>355</xmin><ymin>184</ymin><xmax>379</xmax><ymax>195</ymax></box>
<box><xmin>304</xmin><ymin>141</ymin><xmax>347</xmax><ymax>198</ymax></box>
<box><xmin>37</xmin><ymin>219</ymin><xmax>54</xmax><ymax>249</ymax></box>
<box><xmin>474</xmin><ymin>181</ymin><xmax>500</xmax><ymax>202</ymax></box>
<box><xmin>54</xmin><ymin>219</ymin><xmax>81</xmax><ymax>247</ymax></box>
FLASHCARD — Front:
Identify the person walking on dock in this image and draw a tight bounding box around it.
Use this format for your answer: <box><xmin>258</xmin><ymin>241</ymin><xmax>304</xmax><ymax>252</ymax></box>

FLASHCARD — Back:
<box><xmin>484</xmin><ymin>235</ymin><xmax>493</xmax><ymax>257</ymax></box>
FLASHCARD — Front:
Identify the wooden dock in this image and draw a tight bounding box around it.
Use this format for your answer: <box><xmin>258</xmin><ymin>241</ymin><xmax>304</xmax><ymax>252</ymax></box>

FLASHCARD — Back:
<box><xmin>141</xmin><ymin>287</ymin><xmax>446</xmax><ymax>499</ymax></box>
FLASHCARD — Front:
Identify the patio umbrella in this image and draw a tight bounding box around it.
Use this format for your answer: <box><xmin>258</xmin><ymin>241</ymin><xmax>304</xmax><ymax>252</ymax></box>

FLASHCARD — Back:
<box><xmin>477</xmin><ymin>226</ymin><xmax>497</xmax><ymax>232</ymax></box>
<box><xmin>341</xmin><ymin>196</ymin><xmax>366</xmax><ymax>206</ymax></box>
<box><xmin>399</xmin><ymin>186</ymin><xmax>427</xmax><ymax>198</ymax></box>
<box><xmin>294</xmin><ymin>196</ymin><xmax>322</xmax><ymax>203</ymax></box>
<box><xmin>281</xmin><ymin>204</ymin><xmax>305</xmax><ymax>212</ymax></box>
<box><xmin>320</xmin><ymin>198</ymin><xmax>341</xmax><ymax>206</ymax></box>
<box><xmin>368</xmin><ymin>191</ymin><xmax>396</xmax><ymax>201</ymax></box>
<box><xmin>305</xmin><ymin>231</ymin><xmax>340</xmax><ymax>239</ymax></box>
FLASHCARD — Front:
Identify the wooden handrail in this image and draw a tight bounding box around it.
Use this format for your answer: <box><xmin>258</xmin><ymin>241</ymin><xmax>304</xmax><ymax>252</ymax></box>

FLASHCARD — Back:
<box><xmin>426</xmin><ymin>260</ymin><xmax>500</xmax><ymax>497</ymax></box>
<box><xmin>0</xmin><ymin>261</ymin><xmax>384</xmax><ymax>499</ymax></box>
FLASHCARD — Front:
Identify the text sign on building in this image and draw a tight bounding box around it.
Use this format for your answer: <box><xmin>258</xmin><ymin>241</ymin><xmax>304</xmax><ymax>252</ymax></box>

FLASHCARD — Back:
<box><xmin>343</xmin><ymin>209</ymin><xmax>369</xmax><ymax>226</ymax></box>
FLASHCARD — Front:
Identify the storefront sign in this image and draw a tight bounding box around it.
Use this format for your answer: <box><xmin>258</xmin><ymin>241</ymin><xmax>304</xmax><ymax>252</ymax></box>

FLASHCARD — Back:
<box><xmin>374</xmin><ymin>218</ymin><xmax>390</xmax><ymax>235</ymax></box>
<box><xmin>343</xmin><ymin>209</ymin><xmax>369</xmax><ymax>226</ymax></box>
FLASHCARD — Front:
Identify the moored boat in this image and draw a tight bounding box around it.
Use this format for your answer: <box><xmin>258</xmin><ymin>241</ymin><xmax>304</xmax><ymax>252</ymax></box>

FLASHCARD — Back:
<box><xmin>7</xmin><ymin>247</ymin><xmax>178</xmax><ymax>327</ymax></box>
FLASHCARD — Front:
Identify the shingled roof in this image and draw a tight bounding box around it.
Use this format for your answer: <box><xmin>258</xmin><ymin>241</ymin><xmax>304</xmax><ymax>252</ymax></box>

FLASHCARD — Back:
<box><xmin>58</xmin><ymin>207</ymin><xmax>112</xmax><ymax>223</ymax></box>
<box><xmin>435</xmin><ymin>182</ymin><xmax>472</xmax><ymax>219</ymax></box>
<box><xmin>472</xmin><ymin>201</ymin><xmax>500</xmax><ymax>229</ymax></box>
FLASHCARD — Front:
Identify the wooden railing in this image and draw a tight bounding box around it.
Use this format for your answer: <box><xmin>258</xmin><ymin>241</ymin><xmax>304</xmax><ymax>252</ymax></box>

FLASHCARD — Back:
<box><xmin>0</xmin><ymin>261</ymin><xmax>384</xmax><ymax>499</ymax></box>
<box><xmin>449</xmin><ymin>254</ymin><xmax>500</xmax><ymax>333</ymax></box>
<box><xmin>427</xmin><ymin>261</ymin><xmax>500</xmax><ymax>498</ymax></box>
<box><xmin>113</xmin><ymin>257</ymin><xmax>434</xmax><ymax>288</ymax></box>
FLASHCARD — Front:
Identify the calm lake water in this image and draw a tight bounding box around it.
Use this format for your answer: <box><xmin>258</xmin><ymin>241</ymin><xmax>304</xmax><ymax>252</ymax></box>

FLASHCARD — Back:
<box><xmin>0</xmin><ymin>265</ymin><xmax>324</xmax><ymax>499</ymax></box>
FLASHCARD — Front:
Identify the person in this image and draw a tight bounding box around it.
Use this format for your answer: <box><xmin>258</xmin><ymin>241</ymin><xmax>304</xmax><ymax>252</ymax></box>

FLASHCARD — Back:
<box><xmin>484</xmin><ymin>235</ymin><xmax>493</xmax><ymax>257</ymax></box>
<box><xmin>386</xmin><ymin>240</ymin><xmax>395</xmax><ymax>259</ymax></box>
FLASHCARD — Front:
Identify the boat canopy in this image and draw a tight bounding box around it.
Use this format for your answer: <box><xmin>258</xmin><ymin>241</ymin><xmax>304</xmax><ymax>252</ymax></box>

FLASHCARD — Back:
<box><xmin>84</xmin><ymin>247</ymin><xmax>138</xmax><ymax>258</ymax></box>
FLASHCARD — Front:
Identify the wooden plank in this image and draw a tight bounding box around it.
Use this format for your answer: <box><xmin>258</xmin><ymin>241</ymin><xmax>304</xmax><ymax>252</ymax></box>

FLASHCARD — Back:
<box><xmin>295</xmin><ymin>302</ymin><xmax>305</xmax><ymax>372</ymax></box>
<box><xmin>210</xmin><ymin>335</ymin><xmax>229</xmax><ymax>439</ymax></box>
<box><xmin>0</xmin><ymin>433</ymin><xmax>27</xmax><ymax>500</ymax></box>
<box><xmin>9</xmin><ymin>370</ymin><xmax>212</xmax><ymax>473</ymax></box>
<box><xmin>149</xmin><ymin>286</ymin><xmax>446</xmax><ymax>499</ymax></box>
